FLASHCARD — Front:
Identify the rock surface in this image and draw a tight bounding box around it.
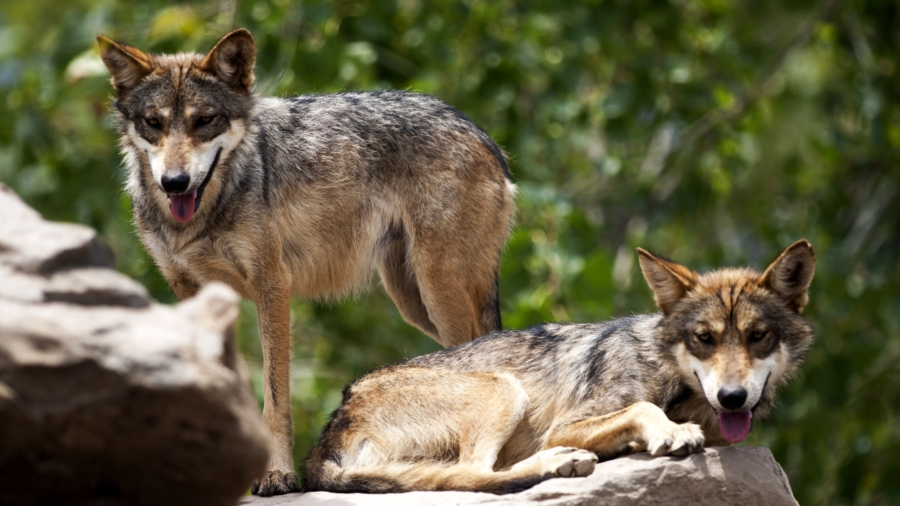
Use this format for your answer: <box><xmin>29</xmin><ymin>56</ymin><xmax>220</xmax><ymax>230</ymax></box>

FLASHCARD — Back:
<box><xmin>0</xmin><ymin>184</ymin><xmax>269</xmax><ymax>506</ymax></box>
<box><xmin>240</xmin><ymin>447</ymin><xmax>797</xmax><ymax>506</ymax></box>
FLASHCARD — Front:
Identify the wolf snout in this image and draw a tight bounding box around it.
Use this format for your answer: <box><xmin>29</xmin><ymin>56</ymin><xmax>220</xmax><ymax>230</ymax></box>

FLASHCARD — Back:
<box><xmin>717</xmin><ymin>386</ymin><xmax>748</xmax><ymax>411</ymax></box>
<box><xmin>161</xmin><ymin>172</ymin><xmax>191</xmax><ymax>194</ymax></box>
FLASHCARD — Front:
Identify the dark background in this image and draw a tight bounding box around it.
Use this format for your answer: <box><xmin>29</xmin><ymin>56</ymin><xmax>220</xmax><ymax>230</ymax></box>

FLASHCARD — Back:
<box><xmin>1</xmin><ymin>0</ymin><xmax>898</xmax><ymax>503</ymax></box>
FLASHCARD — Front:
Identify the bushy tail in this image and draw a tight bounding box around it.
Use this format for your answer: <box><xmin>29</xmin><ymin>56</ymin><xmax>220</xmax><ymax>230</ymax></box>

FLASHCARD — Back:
<box><xmin>305</xmin><ymin>459</ymin><xmax>547</xmax><ymax>495</ymax></box>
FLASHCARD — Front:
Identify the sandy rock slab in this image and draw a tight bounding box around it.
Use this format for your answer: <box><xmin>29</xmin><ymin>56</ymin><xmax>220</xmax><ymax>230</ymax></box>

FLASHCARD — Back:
<box><xmin>0</xmin><ymin>184</ymin><xmax>268</xmax><ymax>506</ymax></box>
<box><xmin>240</xmin><ymin>446</ymin><xmax>797</xmax><ymax>506</ymax></box>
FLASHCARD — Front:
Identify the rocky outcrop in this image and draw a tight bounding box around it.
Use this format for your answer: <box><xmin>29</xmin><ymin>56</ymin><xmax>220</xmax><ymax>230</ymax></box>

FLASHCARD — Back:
<box><xmin>0</xmin><ymin>184</ymin><xmax>268</xmax><ymax>506</ymax></box>
<box><xmin>0</xmin><ymin>184</ymin><xmax>799</xmax><ymax>505</ymax></box>
<box><xmin>240</xmin><ymin>446</ymin><xmax>797</xmax><ymax>506</ymax></box>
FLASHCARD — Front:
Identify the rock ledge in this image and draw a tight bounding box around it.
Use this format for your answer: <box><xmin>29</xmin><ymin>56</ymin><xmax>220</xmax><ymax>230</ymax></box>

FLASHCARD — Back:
<box><xmin>0</xmin><ymin>184</ymin><xmax>268</xmax><ymax>506</ymax></box>
<box><xmin>240</xmin><ymin>446</ymin><xmax>796</xmax><ymax>506</ymax></box>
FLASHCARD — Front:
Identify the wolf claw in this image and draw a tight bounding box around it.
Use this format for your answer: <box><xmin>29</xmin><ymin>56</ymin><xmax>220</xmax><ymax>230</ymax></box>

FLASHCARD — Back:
<box><xmin>647</xmin><ymin>422</ymin><xmax>705</xmax><ymax>457</ymax></box>
<box><xmin>251</xmin><ymin>470</ymin><xmax>300</xmax><ymax>496</ymax></box>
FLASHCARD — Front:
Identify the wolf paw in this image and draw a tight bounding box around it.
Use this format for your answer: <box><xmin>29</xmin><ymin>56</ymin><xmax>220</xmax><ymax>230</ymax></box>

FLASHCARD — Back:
<box><xmin>251</xmin><ymin>469</ymin><xmax>300</xmax><ymax>496</ymax></box>
<box><xmin>531</xmin><ymin>447</ymin><xmax>598</xmax><ymax>478</ymax></box>
<box><xmin>645</xmin><ymin>421</ymin><xmax>705</xmax><ymax>457</ymax></box>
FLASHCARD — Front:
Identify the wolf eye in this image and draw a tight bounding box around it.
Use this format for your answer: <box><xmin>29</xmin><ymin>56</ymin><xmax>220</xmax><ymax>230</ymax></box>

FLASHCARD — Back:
<box><xmin>195</xmin><ymin>115</ymin><xmax>217</xmax><ymax>127</ymax></box>
<box><xmin>750</xmin><ymin>330</ymin><xmax>768</xmax><ymax>341</ymax></box>
<box><xmin>694</xmin><ymin>332</ymin><xmax>712</xmax><ymax>343</ymax></box>
<box><xmin>144</xmin><ymin>117</ymin><xmax>161</xmax><ymax>129</ymax></box>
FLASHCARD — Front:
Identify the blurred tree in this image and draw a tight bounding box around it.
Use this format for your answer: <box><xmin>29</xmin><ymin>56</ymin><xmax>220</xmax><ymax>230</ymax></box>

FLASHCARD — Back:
<box><xmin>1</xmin><ymin>0</ymin><xmax>898</xmax><ymax>503</ymax></box>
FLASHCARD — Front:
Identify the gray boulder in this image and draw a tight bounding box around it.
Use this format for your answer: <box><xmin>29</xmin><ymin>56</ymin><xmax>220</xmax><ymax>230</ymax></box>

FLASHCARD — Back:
<box><xmin>240</xmin><ymin>446</ymin><xmax>797</xmax><ymax>506</ymax></box>
<box><xmin>0</xmin><ymin>184</ymin><xmax>268</xmax><ymax>506</ymax></box>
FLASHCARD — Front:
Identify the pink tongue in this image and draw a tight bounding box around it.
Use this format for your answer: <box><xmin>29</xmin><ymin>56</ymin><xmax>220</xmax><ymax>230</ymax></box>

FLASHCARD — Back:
<box><xmin>718</xmin><ymin>411</ymin><xmax>752</xmax><ymax>443</ymax></box>
<box><xmin>169</xmin><ymin>191</ymin><xmax>197</xmax><ymax>222</ymax></box>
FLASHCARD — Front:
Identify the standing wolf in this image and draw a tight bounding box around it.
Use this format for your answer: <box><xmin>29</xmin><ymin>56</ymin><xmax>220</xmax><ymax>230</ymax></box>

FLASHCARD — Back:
<box><xmin>305</xmin><ymin>241</ymin><xmax>815</xmax><ymax>493</ymax></box>
<box><xmin>97</xmin><ymin>29</ymin><xmax>515</xmax><ymax>495</ymax></box>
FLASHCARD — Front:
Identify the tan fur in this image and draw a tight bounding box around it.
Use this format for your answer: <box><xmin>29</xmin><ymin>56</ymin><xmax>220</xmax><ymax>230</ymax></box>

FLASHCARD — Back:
<box><xmin>310</xmin><ymin>367</ymin><xmax>599</xmax><ymax>493</ymax></box>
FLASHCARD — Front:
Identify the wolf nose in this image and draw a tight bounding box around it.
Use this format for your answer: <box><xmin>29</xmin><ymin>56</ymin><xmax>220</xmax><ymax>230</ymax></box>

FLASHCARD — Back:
<box><xmin>717</xmin><ymin>387</ymin><xmax>748</xmax><ymax>411</ymax></box>
<box><xmin>161</xmin><ymin>173</ymin><xmax>191</xmax><ymax>194</ymax></box>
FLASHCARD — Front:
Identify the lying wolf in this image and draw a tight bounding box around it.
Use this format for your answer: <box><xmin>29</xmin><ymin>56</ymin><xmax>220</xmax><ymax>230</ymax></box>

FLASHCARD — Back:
<box><xmin>96</xmin><ymin>29</ymin><xmax>515</xmax><ymax>495</ymax></box>
<box><xmin>305</xmin><ymin>241</ymin><xmax>815</xmax><ymax>493</ymax></box>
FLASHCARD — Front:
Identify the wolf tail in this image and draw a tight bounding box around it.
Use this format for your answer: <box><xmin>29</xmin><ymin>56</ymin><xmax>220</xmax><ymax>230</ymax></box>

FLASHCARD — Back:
<box><xmin>305</xmin><ymin>459</ymin><xmax>549</xmax><ymax>495</ymax></box>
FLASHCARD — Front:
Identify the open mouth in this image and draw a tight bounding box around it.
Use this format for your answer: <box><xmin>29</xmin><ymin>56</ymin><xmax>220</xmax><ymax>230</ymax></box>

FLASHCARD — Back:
<box><xmin>694</xmin><ymin>371</ymin><xmax>758</xmax><ymax>444</ymax></box>
<box><xmin>717</xmin><ymin>410</ymin><xmax>753</xmax><ymax>443</ymax></box>
<box><xmin>715</xmin><ymin>373</ymin><xmax>772</xmax><ymax>443</ymax></box>
<box><xmin>167</xmin><ymin>148</ymin><xmax>222</xmax><ymax>223</ymax></box>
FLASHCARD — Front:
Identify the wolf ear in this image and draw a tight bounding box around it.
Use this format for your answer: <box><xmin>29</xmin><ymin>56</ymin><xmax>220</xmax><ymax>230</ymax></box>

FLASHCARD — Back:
<box><xmin>97</xmin><ymin>35</ymin><xmax>153</xmax><ymax>92</ymax></box>
<box><xmin>200</xmin><ymin>29</ymin><xmax>256</xmax><ymax>92</ymax></box>
<box><xmin>637</xmin><ymin>248</ymin><xmax>697</xmax><ymax>315</ymax></box>
<box><xmin>761</xmin><ymin>240</ymin><xmax>815</xmax><ymax>313</ymax></box>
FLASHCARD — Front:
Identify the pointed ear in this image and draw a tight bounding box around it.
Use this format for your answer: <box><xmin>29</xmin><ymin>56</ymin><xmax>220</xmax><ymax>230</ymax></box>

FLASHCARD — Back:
<box><xmin>96</xmin><ymin>35</ymin><xmax>153</xmax><ymax>92</ymax></box>
<box><xmin>637</xmin><ymin>248</ymin><xmax>697</xmax><ymax>315</ymax></box>
<box><xmin>199</xmin><ymin>29</ymin><xmax>256</xmax><ymax>92</ymax></box>
<box><xmin>761</xmin><ymin>240</ymin><xmax>815</xmax><ymax>313</ymax></box>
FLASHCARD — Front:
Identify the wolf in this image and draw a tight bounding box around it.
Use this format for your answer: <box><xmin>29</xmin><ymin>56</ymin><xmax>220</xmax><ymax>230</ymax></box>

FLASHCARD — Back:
<box><xmin>96</xmin><ymin>29</ymin><xmax>516</xmax><ymax>495</ymax></box>
<box><xmin>304</xmin><ymin>241</ymin><xmax>815</xmax><ymax>494</ymax></box>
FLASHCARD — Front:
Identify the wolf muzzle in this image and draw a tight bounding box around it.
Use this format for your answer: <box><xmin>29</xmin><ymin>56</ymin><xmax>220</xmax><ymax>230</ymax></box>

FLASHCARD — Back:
<box><xmin>163</xmin><ymin>148</ymin><xmax>222</xmax><ymax>223</ymax></box>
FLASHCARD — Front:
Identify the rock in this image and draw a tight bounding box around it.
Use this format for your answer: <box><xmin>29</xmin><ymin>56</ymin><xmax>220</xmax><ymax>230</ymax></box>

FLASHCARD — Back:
<box><xmin>0</xmin><ymin>183</ymin><xmax>268</xmax><ymax>506</ymax></box>
<box><xmin>0</xmin><ymin>184</ymin><xmax>115</xmax><ymax>274</ymax></box>
<box><xmin>42</xmin><ymin>267</ymin><xmax>150</xmax><ymax>307</ymax></box>
<box><xmin>239</xmin><ymin>446</ymin><xmax>797</xmax><ymax>506</ymax></box>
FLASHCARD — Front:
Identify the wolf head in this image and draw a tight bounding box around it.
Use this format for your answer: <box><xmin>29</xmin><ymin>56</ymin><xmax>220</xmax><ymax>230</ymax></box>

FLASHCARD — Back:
<box><xmin>638</xmin><ymin>240</ymin><xmax>815</xmax><ymax>444</ymax></box>
<box><xmin>97</xmin><ymin>30</ymin><xmax>257</xmax><ymax>223</ymax></box>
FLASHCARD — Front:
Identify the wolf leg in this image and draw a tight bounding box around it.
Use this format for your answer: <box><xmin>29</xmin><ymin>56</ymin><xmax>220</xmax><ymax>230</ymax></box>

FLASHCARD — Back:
<box><xmin>454</xmin><ymin>373</ymin><xmax>530</xmax><ymax>470</ymax></box>
<box><xmin>544</xmin><ymin>401</ymin><xmax>705</xmax><ymax>460</ymax></box>
<box><xmin>319</xmin><ymin>447</ymin><xmax>596</xmax><ymax>494</ymax></box>
<box><xmin>309</xmin><ymin>371</ymin><xmax>594</xmax><ymax>493</ymax></box>
<box><xmin>376</xmin><ymin>224</ymin><xmax>440</xmax><ymax>340</ymax></box>
<box><xmin>428</xmin><ymin>446</ymin><xmax>596</xmax><ymax>493</ymax></box>
<box><xmin>460</xmin><ymin>374</ymin><xmax>595</xmax><ymax>479</ymax></box>
<box><xmin>249</xmin><ymin>273</ymin><xmax>299</xmax><ymax>496</ymax></box>
<box><xmin>400</xmin><ymin>165</ymin><xmax>512</xmax><ymax>348</ymax></box>
<box><xmin>505</xmin><ymin>446</ymin><xmax>598</xmax><ymax>477</ymax></box>
<box><xmin>409</xmin><ymin>240</ymin><xmax>504</xmax><ymax>347</ymax></box>
<box><xmin>378</xmin><ymin>216</ymin><xmax>503</xmax><ymax>348</ymax></box>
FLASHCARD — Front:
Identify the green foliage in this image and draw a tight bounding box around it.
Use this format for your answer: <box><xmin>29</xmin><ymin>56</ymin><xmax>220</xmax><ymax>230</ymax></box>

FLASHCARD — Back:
<box><xmin>2</xmin><ymin>0</ymin><xmax>899</xmax><ymax>503</ymax></box>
